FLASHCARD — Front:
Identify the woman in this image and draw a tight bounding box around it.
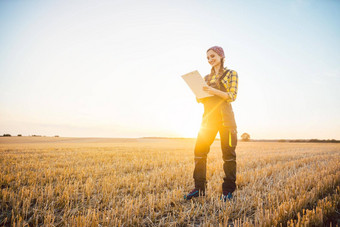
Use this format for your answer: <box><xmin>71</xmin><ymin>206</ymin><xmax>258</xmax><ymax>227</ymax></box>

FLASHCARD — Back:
<box><xmin>184</xmin><ymin>46</ymin><xmax>238</xmax><ymax>201</ymax></box>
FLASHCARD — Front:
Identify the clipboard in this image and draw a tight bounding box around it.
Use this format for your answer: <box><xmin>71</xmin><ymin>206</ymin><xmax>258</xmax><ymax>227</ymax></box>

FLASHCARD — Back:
<box><xmin>181</xmin><ymin>70</ymin><xmax>213</xmax><ymax>99</ymax></box>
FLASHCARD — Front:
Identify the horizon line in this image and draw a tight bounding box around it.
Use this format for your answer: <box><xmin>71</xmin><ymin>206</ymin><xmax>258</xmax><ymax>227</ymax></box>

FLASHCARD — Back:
<box><xmin>0</xmin><ymin>135</ymin><xmax>339</xmax><ymax>142</ymax></box>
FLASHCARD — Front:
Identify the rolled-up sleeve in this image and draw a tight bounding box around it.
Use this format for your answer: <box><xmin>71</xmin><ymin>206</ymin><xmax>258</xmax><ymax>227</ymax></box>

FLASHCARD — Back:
<box><xmin>221</xmin><ymin>70</ymin><xmax>238</xmax><ymax>102</ymax></box>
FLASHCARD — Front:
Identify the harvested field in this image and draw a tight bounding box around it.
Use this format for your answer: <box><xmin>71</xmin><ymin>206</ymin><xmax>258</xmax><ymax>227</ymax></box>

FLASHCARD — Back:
<box><xmin>1</xmin><ymin>137</ymin><xmax>339</xmax><ymax>226</ymax></box>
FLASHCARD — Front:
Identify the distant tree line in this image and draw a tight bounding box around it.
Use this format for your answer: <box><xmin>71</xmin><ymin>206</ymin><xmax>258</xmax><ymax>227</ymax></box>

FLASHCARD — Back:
<box><xmin>1</xmin><ymin>134</ymin><xmax>60</xmax><ymax>137</ymax></box>
<box><xmin>240</xmin><ymin>133</ymin><xmax>339</xmax><ymax>143</ymax></box>
<box><xmin>2</xmin><ymin>134</ymin><xmax>12</xmax><ymax>137</ymax></box>
<box><xmin>278</xmin><ymin>139</ymin><xmax>340</xmax><ymax>143</ymax></box>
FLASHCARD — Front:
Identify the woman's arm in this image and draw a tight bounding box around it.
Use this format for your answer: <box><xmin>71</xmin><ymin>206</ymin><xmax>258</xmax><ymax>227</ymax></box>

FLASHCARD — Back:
<box><xmin>203</xmin><ymin>86</ymin><xmax>231</xmax><ymax>100</ymax></box>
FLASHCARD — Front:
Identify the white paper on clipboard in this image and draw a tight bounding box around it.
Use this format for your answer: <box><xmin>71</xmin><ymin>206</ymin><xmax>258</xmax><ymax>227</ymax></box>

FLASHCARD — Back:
<box><xmin>181</xmin><ymin>70</ymin><xmax>213</xmax><ymax>99</ymax></box>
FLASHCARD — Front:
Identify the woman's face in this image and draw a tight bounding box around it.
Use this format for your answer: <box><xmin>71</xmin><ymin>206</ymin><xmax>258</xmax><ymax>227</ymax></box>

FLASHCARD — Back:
<box><xmin>207</xmin><ymin>49</ymin><xmax>222</xmax><ymax>68</ymax></box>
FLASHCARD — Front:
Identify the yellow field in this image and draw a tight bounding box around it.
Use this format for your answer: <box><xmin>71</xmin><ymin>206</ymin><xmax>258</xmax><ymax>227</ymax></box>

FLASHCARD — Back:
<box><xmin>0</xmin><ymin>137</ymin><xmax>339</xmax><ymax>226</ymax></box>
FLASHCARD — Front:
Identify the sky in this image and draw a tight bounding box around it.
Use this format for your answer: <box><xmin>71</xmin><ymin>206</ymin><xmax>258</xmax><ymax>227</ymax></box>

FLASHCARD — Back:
<box><xmin>0</xmin><ymin>0</ymin><xmax>339</xmax><ymax>140</ymax></box>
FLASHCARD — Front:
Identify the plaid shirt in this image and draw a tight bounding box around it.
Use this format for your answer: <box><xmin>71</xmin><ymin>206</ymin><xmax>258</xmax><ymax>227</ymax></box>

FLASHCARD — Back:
<box><xmin>208</xmin><ymin>67</ymin><xmax>238</xmax><ymax>102</ymax></box>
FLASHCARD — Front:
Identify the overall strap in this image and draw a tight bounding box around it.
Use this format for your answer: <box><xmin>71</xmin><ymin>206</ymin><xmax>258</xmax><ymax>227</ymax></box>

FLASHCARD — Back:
<box><xmin>221</xmin><ymin>68</ymin><xmax>230</xmax><ymax>80</ymax></box>
<box><xmin>218</xmin><ymin>68</ymin><xmax>231</xmax><ymax>91</ymax></box>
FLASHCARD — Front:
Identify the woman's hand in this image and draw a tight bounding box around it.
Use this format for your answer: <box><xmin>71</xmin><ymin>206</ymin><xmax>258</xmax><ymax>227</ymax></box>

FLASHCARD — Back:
<box><xmin>203</xmin><ymin>85</ymin><xmax>217</xmax><ymax>95</ymax></box>
<box><xmin>203</xmin><ymin>85</ymin><xmax>231</xmax><ymax>100</ymax></box>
